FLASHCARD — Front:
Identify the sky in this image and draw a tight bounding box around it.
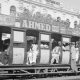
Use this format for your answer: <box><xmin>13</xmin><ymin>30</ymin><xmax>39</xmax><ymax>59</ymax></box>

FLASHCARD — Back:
<box><xmin>55</xmin><ymin>0</ymin><xmax>80</xmax><ymax>12</ymax></box>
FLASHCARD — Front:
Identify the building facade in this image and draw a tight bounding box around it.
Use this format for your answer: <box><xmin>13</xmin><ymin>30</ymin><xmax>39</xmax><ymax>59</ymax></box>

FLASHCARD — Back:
<box><xmin>0</xmin><ymin>0</ymin><xmax>80</xmax><ymax>28</ymax></box>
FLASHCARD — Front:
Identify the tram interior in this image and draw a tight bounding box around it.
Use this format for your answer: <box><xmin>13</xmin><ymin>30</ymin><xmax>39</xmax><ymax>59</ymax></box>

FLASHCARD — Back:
<box><xmin>0</xmin><ymin>26</ymin><xmax>11</xmax><ymax>65</ymax></box>
<box><xmin>51</xmin><ymin>33</ymin><xmax>62</xmax><ymax>64</ymax></box>
<box><xmin>26</xmin><ymin>30</ymin><xmax>39</xmax><ymax>65</ymax></box>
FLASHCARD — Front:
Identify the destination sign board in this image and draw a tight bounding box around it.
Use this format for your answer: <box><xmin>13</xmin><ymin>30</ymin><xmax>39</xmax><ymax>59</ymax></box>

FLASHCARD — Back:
<box><xmin>16</xmin><ymin>19</ymin><xmax>80</xmax><ymax>37</ymax></box>
<box><xmin>22</xmin><ymin>20</ymin><xmax>60</xmax><ymax>33</ymax></box>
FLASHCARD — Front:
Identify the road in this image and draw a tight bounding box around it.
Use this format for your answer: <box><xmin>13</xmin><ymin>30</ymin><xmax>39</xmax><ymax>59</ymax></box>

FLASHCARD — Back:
<box><xmin>5</xmin><ymin>76</ymin><xmax>80</xmax><ymax>80</ymax></box>
<box><xmin>28</xmin><ymin>76</ymin><xmax>80</xmax><ymax>80</ymax></box>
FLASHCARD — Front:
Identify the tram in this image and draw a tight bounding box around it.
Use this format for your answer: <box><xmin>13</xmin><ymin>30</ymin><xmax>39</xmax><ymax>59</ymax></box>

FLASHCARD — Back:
<box><xmin>0</xmin><ymin>13</ymin><xmax>80</xmax><ymax>79</ymax></box>
<box><xmin>0</xmin><ymin>1</ymin><xmax>80</xmax><ymax>79</ymax></box>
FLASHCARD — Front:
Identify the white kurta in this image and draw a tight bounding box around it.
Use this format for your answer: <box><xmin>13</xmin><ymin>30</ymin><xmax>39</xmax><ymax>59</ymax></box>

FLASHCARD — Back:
<box><xmin>51</xmin><ymin>54</ymin><xmax>59</xmax><ymax>64</ymax></box>
<box><xmin>27</xmin><ymin>49</ymin><xmax>33</xmax><ymax>64</ymax></box>
<box><xmin>76</xmin><ymin>48</ymin><xmax>79</xmax><ymax>62</ymax></box>
<box><xmin>71</xmin><ymin>45</ymin><xmax>77</xmax><ymax>72</ymax></box>
<box><xmin>51</xmin><ymin>46</ymin><xmax>60</xmax><ymax>64</ymax></box>
<box><xmin>71</xmin><ymin>46</ymin><xmax>76</xmax><ymax>60</ymax></box>
<box><xmin>32</xmin><ymin>44</ymin><xmax>38</xmax><ymax>63</ymax></box>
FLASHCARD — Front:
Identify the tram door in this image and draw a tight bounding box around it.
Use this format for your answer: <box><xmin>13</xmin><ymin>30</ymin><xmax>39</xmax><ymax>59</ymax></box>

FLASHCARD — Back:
<box><xmin>11</xmin><ymin>28</ymin><xmax>26</xmax><ymax>64</ymax></box>
<box><xmin>39</xmin><ymin>33</ymin><xmax>51</xmax><ymax>64</ymax></box>
<box><xmin>61</xmin><ymin>37</ymin><xmax>71</xmax><ymax>64</ymax></box>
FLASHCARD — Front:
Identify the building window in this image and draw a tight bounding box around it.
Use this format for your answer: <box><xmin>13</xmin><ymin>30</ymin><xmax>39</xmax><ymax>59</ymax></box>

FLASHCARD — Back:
<box><xmin>57</xmin><ymin>17</ymin><xmax>61</xmax><ymax>22</ymax></box>
<box><xmin>10</xmin><ymin>5</ymin><xmax>16</xmax><ymax>16</ymax></box>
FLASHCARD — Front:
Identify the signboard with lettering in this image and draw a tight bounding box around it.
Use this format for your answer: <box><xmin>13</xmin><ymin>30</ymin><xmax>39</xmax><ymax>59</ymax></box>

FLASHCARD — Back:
<box><xmin>0</xmin><ymin>14</ymin><xmax>15</xmax><ymax>26</ymax></box>
<box><xmin>22</xmin><ymin>20</ymin><xmax>51</xmax><ymax>32</ymax></box>
<box><xmin>19</xmin><ymin>19</ymin><xmax>80</xmax><ymax>37</ymax></box>
<box><xmin>52</xmin><ymin>25</ymin><xmax>59</xmax><ymax>32</ymax></box>
<box><xmin>22</xmin><ymin>20</ymin><xmax>60</xmax><ymax>33</ymax></box>
<box><xmin>60</xmin><ymin>26</ymin><xmax>66</xmax><ymax>34</ymax></box>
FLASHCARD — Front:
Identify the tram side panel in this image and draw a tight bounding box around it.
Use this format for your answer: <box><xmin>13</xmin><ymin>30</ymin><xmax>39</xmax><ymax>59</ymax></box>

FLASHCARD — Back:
<box><xmin>0</xmin><ymin>28</ymin><xmax>79</xmax><ymax>72</ymax></box>
<box><xmin>0</xmin><ymin>30</ymin><xmax>70</xmax><ymax>66</ymax></box>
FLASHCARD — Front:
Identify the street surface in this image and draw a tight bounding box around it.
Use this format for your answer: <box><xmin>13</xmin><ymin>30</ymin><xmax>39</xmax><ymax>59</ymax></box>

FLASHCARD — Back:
<box><xmin>5</xmin><ymin>76</ymin><xmax>80</xmax><ymax>80</ymax></box>
<box><xmin>29</xmin><ymin>76</ymin><xmax>80</xmax><ymax>80</ymax></box>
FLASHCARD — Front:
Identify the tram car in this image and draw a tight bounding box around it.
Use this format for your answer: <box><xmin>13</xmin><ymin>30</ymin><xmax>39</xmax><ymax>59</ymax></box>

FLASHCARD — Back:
<box><xmin>0</xmin><ymin>0</ymin><xmax>80</xmax><ymax>79</ymax></box>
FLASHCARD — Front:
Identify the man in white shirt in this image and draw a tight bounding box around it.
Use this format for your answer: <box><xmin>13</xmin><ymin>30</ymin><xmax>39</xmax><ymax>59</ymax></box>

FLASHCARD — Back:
<box><xmin>32</xmin><ymin>44</ymin><xmax>38</xmax><ymax>64</ymax></box>
<box><xmin>51</xmin><ymin>42</ymin><xmax>61</xmax><ymax>64</ymax></box>
<box><xmin>71</xmin><ymin>43</ymin><xmax>77</xmax><ymax>72</ymax></box>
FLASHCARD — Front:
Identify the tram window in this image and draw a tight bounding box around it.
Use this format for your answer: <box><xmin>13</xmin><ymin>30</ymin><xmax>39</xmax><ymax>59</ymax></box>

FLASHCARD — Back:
<box><xmin>62</xmin><ymin>42</ymin><xmax>70</xmax><ymax>51</ymax></box>
<box><xmin>26</xmin><ymin>30</ymin><xmax>39</xmax><ymax>65</ymax></box>
<box><xmin>40</xmin><ymin>42</ymin><xmax>49</xmax><ymax>48</ymax></box>
<box><xmin>62</xmin><ymin>37</ymin><xmax>70</xmax><ymax>51</ymax></box>
<box><xmin>41</xmin><ymin>34</ymin><xmax>49</xmax><ymax>41</ymax></box>
<box><xmin>0</xmin><ymin>33</ymin><xmax>10</xmax><ymax>65</ymax></box>
<box><xmin>13</xmin><ymin>31</ymin><xmax>24</xmax><ymax>43</ymax></box>
<box><xmin>40</xmin><ymin>34</ymin><xmax>50</xmax><ymax>49</ymax></box>
<box><xmin>0</xmin><ymin>33</ymin><xmax>10</xmax><ymax>52</ymax></box>
<box><xmin>2</xmin><ymin>33</ymin><xmax>10</xmax><ymax>52</ymax></box>
<box><xmin>0</xmin><ymin>26</ymin><xmax>11</xmax><ymax>65</ymax></box>
<box><xmin>51</xmin><ymin>34</ymin><xmax>61</xmax><ymax>64</ymax></box>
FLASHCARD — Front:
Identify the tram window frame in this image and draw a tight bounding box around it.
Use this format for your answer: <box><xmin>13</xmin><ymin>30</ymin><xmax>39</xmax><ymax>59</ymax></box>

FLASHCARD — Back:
<box><xmin>51</xmin><ymin>33</ymin><xmax>62</xmax><ymax>64</ymax></box>
<box><xmin>13</xmin><ymin>30</ymin><xmax>25</xmax><ymax>43</ymax></box>
<box><xmin>11</xmin><ymin>28</ymin><xmax>27</xmax><ymax>65</ymax></box>
<box><xmin>26</xmin><ymin>30</ymin><xmax>39</xmax><ymax>65</ymax></box>
<box><xmin>39</xmin><ymin>32</ymin><xmax>51</xmax><ymax>64</ymax></box>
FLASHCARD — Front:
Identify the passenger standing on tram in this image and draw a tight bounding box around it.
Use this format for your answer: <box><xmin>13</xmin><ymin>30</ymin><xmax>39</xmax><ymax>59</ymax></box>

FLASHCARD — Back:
<box><xmin>31</xmin><ymin>43</ymin><xmax>38</xmax><ymax>64</ymax></box>
<box><xmin>27</xmin><ymin>40</ymin><xmax>38</xmax><ymax>65</ymax></box>
<box><xmin>71</xmin><ymin>43</ymin><xmax>77</xmax><ymax>72</ymax></box>
<box><xmin>75</xmin><ymin>42</ymin><xmax>79</xmax><ymax>62</ymax></box>
<box><xmin>51</xmin><ymin>41</ymin><xmax>61</xmax><ymax>64</ymax></box>
<box><xmin>2</xmin><ymin>39</ymin><xmax>10</xmax><ymax>65</ymax></box>
<box><xmin>27</xmin><ymin>40</ymin><xmax>33</xmax><ymax>65</ymax></box>
<box><xmin>27</xmin><ymin>48</ymin><xmax>33</xmax><ymax>64</ymax></box>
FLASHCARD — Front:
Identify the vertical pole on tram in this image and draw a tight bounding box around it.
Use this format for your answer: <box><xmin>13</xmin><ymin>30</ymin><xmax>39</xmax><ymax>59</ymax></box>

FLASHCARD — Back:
<box><xmin>0</xmin><ymin>33</ymin><xmax>2</xmax><ymax>51</ymax></box>
<box><xmin>77</xmin><ymin>38</ymin><xmax>80</xmax><ymax>69</ymax></box>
